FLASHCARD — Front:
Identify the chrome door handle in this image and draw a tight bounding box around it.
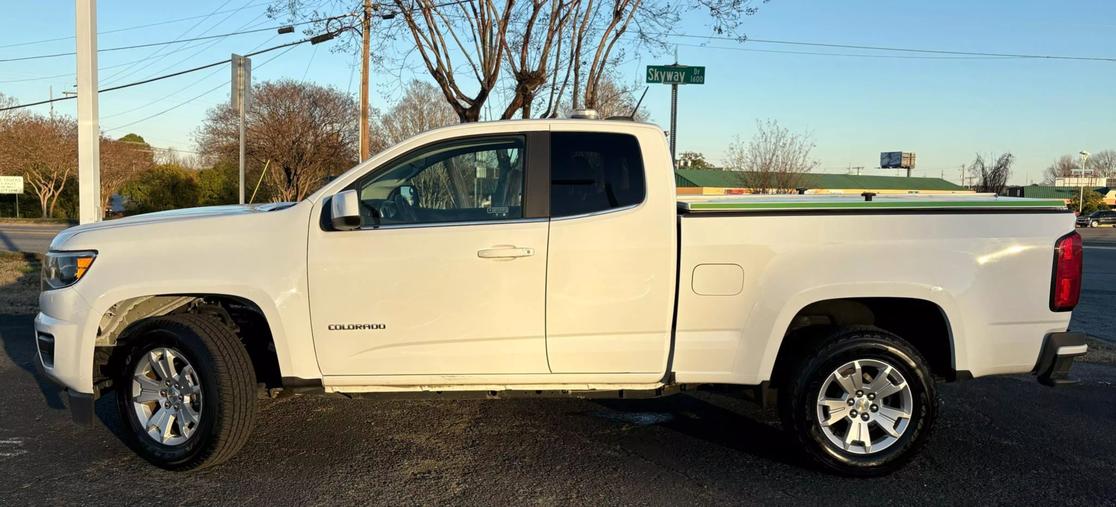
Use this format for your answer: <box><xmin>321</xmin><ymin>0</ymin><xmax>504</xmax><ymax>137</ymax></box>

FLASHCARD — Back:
<box><xmin>477</xmin><ymin>246</ymin><xmax>535</xmax><ymax>259</ymax></box>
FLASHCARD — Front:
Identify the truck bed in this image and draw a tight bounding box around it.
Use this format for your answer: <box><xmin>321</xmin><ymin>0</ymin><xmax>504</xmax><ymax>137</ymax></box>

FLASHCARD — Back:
<box><xmin>677</xmin><ymin>193</ymin><xmax>1067</xmax><ymax>213</ymax></box>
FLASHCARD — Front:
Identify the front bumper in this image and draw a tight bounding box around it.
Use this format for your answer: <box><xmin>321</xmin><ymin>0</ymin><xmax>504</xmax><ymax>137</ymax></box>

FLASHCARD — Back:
<box><xmin>1033</xmin><ymin>332</ymin><xmax>1088</xmax><ymax>386</ymax></box>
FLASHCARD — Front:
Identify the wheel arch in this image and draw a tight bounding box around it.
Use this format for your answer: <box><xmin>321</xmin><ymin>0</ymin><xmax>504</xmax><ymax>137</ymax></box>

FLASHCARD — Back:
<box><xmin>761</xmin><ymin>292</ymin><xmax>962</xmax><ymax>388</ymax></box>
<box><xmin>92</xmin><ymin>292</ymin><xmax>289</xmax><ymax>392</ymax></box>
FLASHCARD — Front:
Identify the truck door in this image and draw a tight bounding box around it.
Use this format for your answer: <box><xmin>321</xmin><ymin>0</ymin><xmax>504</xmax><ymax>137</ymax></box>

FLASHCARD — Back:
<box><xmin>307</xmin><ymin>133</ymin><xmax>551</xmax><ymax>376</ymax></box>
<box><xmin>544</xmin><ymin>130</ymin><xmax>677</xmax><ymax>374</ymax></box>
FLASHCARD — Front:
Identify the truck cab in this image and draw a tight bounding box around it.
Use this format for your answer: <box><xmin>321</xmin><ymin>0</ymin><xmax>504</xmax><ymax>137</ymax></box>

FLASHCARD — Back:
<box><xmin>34</xmin><ymin>118</ymin><xmax>1086</xmax><ymax>475</ymax></box>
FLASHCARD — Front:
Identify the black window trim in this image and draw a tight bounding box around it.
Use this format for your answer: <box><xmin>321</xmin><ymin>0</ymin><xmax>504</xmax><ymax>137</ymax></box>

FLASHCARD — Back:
<box><xmin>322</xmin><ymin>132</ymin><xmax>548</xmax><ymax>231</ymax></box>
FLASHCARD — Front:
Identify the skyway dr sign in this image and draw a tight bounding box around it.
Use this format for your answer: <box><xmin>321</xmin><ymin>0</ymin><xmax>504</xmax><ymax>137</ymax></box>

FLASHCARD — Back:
<box><xmin>646</xmin><ymin>65</ymin><xmax>705</xmax><ymax>85</ymax></box>
<box><xmin>0</xmin><ymin>175</ymin><xmax>24</xmax><ymax>194</ymax></box>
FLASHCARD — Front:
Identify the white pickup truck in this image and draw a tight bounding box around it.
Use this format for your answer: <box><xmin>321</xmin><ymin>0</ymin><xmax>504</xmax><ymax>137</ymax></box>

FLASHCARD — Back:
<box><xmin>35</xmin><ymin>118</ymin><xmax>1086</xmax><ymax>475</ymax></box>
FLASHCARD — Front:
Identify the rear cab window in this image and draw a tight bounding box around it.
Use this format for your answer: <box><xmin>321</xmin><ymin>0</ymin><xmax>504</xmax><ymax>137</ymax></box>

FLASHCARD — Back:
<box><xmin>549</xmin><ymin>132</ymin><xmax>645</xmax><ymax>218</ymax></box>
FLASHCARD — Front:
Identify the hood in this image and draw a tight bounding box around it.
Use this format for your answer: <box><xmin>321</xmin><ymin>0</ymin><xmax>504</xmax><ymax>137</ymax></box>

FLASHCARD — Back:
<box><xmin>50</xmin><ymin>202</ymin><xmax>297</xmax><ymax>250</ymax></box>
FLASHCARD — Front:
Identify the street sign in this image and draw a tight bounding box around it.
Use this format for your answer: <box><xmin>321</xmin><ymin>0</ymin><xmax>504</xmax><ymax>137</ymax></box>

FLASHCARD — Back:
<box><xmin>646</xmin><ymin>65</ymin><xmax>705</xmax><ymax>85</ymax></box>
<box><xmin>231</xmin><ymin>54</ymin><xmax>252</xmax><ymax>111</ymax></box>
<box><xmin>0</xmin><ymin>176</ymin><xmax>23</xmax><ymax>194</ymax></box>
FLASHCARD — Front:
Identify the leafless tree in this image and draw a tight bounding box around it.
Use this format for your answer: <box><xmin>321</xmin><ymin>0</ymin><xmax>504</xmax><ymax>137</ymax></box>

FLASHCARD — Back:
<box><xmin>0</xmin><ymin>92</ymin><xmax>18</xmax><ymax>124</ymax></box>
<box><xmin>678</xmin><ymin>151</ymin><xmax>713</xmax><ymax>169</ymax></box>
<box><xmin>0</xmin><ymin>113</ymin><xmax>77</xmax><ymax>217</ymax></box>
<box><xmin>196</xmin><ymin>80</ymin><xmax>359</xmax><ymax>202</ymax></box>
<box><xmin>154</xmin><ymin>147</ymin><xmax>201</xmax><ymax>168</ymax></box>
<box><xmin>370</xmin><ymin>80</ymin><xmax>458</xmax><ymax>150</ymax></box>
<box><xmin>1087</xmin><ymin>149</ymin><xmax>1116</xmax><ymax>179</ymax></box>
<box><xmin>270</xmin><ymin>0</ymin><xmax>765</xmax><ymax>121</ymax></box>
<box><xmin>1043</xmin><ymin>154</ymin><xmax>1078</xmax><ymax>184</ymax></box>
<box><xmin>724</xmin><ymin>119</ymin><xmax>817</xmax><ymax>194</ymax></box>
<box><xmin>967</xmin><ymin>152</ymin><xmax>1013</xmax><ymax>194</ymax></box>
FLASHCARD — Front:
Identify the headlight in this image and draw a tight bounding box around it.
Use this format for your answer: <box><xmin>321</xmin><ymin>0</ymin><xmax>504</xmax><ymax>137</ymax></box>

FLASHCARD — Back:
<box><xmin>42</xmin><ymin>251</ymin><xmax>97</xmax><ymax>290</ymax></box>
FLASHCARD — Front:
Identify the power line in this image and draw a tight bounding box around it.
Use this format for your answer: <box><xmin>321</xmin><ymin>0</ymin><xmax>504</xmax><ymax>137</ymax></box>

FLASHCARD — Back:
<box><xmin>0</xmin><ymin>35</ymin><xmax>327</xmax><ymax>112</ymax></box>
<box><xmin>671</xmin><ymin>42</ymin><xmax>1030</xmax><ymax>60</ymax></box>
<box><xmin>105</xmin><ymin>44</ymin><xmax>301</xmax><ymax>132</ymax></box>
<box><xmin>98</xmin><ymin>0</ymin><xmax>240</xmax><ymax>85</ymax></box>
<box><xmin>0</xmin><ymin>14</ymin><xmax>355</xmax><ymax>63</ymax></box>
<box><xmin>0</xmin><ymin>1</ymin><xmax>273</xmax><ymax>50</ymax></box>
<box><xmin>101</xmin><ymin>33</ymin><xmax>282</xmax><ymax>121</ymax></box>
<box><xmin>660</xmin><ymin>33</ymin><xmax>1116</xmax><ymax>63</ymax></box>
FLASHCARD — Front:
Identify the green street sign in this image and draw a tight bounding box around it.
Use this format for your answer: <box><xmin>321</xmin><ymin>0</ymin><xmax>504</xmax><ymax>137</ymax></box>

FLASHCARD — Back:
<box><xmin>646</xmin><ymin>65</ymin><xmax>705</xmax><ymax>85</ymax></box>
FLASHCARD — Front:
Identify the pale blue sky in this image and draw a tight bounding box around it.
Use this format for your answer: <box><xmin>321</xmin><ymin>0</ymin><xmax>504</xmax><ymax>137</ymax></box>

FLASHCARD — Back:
<box><xmin>1</xmin><ymin>1</ymin><xmax>1114</xmax><ymax>185</ymax></box>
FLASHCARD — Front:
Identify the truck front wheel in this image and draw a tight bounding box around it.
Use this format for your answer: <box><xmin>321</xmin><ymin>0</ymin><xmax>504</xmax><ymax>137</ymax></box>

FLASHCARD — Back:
<box><xmin>115</xmin><ymin>314</ymin><xmax>257</xmax><ymax>470</ymax></box>
<box><xmin>779</xmin><ymin>327</ymin><xmax>938</xmax><ymax>476</ymax></box>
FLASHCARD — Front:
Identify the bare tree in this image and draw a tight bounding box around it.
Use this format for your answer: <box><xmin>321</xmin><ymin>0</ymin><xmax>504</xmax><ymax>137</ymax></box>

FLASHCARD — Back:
<box><xmin>0</xmin><ymin>113</ymin><xmax>77</xmax><ymax>217</ymax></box>
<box><xmin>100</xmin><ymin>134</ymin><xmax>155</xmax><ymax>213</ymax></box>
<box><xmin>1044</xmin><ymin>154</ymin><xmax>1078</xmax><ymax>184</ymax></box>
<box><xmin>271</xmin><ymin>0</ymin><xmax>765</xmax><ymax>121</ymax></box>
<box><xmin>724</xmin><ymin>119</ymin><xmax>817</xmax><ymax>194</ymax></box>
<box><xmin>1087</xmin><ymin>149</ymin><xmax>1116</xmax><ymax>179</ymax></box>
<box><xmin>968</xmin><ymin>153</ymin><xmax>1013</xmax><ymax>194</ymax></box>
<box><xmin>196</xmin><ymin>80</ymin><xmax>359</xmax><ymax>202</ymax></box>
<box><xmin>0</xmin><ymin>92</ymin><xmax>18</xmax><ymax>124</ymax></box>
<box><xmin>370</xmin><ymin>80</ymin><xmax>458</xmax><ymax>149</ymax></box>
<box><xmin>678</xmin><ymin>151</ymin><xmax>714</xmax><ymax>169</ymax></box>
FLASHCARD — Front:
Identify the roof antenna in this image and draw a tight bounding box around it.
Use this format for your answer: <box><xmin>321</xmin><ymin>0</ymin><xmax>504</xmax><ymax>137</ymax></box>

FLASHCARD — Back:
<box><xmin>628</xmin><ymin>86</ymin><xmax>649</xmax><ymax>119</ymax></box>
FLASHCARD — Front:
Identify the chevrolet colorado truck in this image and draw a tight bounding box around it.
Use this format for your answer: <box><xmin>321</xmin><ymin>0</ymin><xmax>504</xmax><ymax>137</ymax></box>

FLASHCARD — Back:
<box><xmin>35</xmin><ymin>118</ymin><xmax>1087</xmax><ymax>475</ymax></box>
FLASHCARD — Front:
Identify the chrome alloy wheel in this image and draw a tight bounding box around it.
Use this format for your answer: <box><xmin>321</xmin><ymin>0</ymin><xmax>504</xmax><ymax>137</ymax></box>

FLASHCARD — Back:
<box><xmin>816</xmin><ymin>359</ymin><xmax>913</xmax><ymax>455</ymax></box>
<box><xmin>131</xmin><ymin>347</ymin><xmax>203</xmax><ymax>446</ymax></box>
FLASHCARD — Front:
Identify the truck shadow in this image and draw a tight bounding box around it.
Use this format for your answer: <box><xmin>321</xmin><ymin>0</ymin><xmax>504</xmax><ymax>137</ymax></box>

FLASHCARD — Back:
<box><xmin>0</xmin><ymin>253</ymin><xmax>67</xmax><ymax>411</ymax></box>
<box><xmin>592</xmin><ymin>394</ymin><xmax>803</xmax><ymax>468</ymax></box>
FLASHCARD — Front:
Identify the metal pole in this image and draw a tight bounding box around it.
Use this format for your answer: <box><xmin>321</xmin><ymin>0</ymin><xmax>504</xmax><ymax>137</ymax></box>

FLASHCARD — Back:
<box><xmin>239</xmin><ymin>96</ymin><xmax>246</xmax><ymax>204</ymax></box>
<box><xmin>669</xmin><ymin>83</ymin><xmax>678</xmax><ymax>167</ymax></box>
<box><xmin>359</xmin><ymin>0</ymin><xmax>372</xmax><ymax>161</ymax></box>
<box><xmin>14</xmin><ymin>195</ymin><xmax>19</xmax><ymax>218</ymax></box>
<box><xmin>76</xmin><ymin>0</ymin><xmax>100</xmax><ymax>224</ymax></box>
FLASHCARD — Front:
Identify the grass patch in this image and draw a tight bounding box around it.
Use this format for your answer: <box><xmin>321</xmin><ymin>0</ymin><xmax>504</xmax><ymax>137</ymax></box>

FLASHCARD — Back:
<box><xmin>0</xmin><ymin>251</ymin><xmax>41</xmax><ymax>315</ymax></box>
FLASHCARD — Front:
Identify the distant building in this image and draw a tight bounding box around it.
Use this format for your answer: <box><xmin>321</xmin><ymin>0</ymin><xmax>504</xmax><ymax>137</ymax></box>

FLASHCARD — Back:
<box><xmin>675</xmin><ymin>169</ymin><xmax>973</xmax><ymax>196</ymax></box>
<box><xmin>1054</xmin><ymin>176</ymin><xmax>1115</xmax><ymax>188</ymax></box>
<box><xmin>1003</xmin><ymin>184</ymin><xmax>1115</xmax><ymax>206</ymax></box>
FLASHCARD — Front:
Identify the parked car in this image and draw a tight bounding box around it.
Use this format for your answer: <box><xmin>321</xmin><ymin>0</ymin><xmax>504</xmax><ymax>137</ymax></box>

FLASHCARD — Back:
<box><xmin>34</xmin><ymin>118</ymin><xmax>1086</xmax><ymax>476</ymax></box>
<box><xmin>1076</xmin><ymin>210</ymin><xmax>1116</xmax><ymax>227</ymax></box>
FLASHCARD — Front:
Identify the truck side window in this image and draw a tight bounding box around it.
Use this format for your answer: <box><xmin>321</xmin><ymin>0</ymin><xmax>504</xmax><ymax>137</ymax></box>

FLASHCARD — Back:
<box><xmin>550</xmin><ymin>132</ymin><xmax>645</xmax><ymax>218</ymax></box>
<box><xmin>350</xmin><ymin>136</ymin><xmax>525</xmax><ymax>227</ymax></box>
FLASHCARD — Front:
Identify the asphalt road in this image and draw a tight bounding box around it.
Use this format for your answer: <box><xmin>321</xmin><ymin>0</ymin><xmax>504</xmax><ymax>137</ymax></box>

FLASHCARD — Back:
<box><xmin>1075</xmin><ymin>227</ymin><xmax>1116</xmax><ymax>343</ymax></box>
<box><xmin>0</xmin><ymin>314</ymin><xmax>1113</xmax><ymax>504</ymax></box>
<box><xmin>0</xmin><ymin>223</ymin><xmax>65</xmax><ymax>255</ymax></box>
<box><xmin>0</xmin><ymin>224</ymin><xmax>1113</xmax><ymax>504</ymax></box>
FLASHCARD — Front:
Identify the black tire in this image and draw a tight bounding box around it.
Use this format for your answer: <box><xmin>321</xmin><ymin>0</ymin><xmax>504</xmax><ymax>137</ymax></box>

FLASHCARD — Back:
<box><xmin>115</xmin><ymin>314</ymin><xmax>257</xmax><ymax>471</ymax></box>
<box><xmin>779</xmin><ymin>326</ymin><xmax>938</xmax><ymax>477</ymax></box>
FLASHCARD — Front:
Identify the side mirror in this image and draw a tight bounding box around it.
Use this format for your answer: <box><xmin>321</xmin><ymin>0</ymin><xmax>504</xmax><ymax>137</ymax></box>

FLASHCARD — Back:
<box><xmin>398</xmin><ymin>184</ymin><xmax>418</xmax><ymax>206</ymax></box>
<box><xmin>330</xmin><ymin>189</ymin><xmax>362</xmax><ymax>231</ymax></box>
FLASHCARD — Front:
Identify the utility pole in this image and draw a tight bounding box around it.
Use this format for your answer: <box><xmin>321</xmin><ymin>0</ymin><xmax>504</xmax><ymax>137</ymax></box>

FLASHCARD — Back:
<box><xmin>76</xmin><ymin>0</ymin><xmax>100</xmax><ymax>224</ymax></box>
<box><xmin>232</xmin><ymin>54</ymin><xmax>252</xmax><ymax>204</ymax></box>
<box><xmin>359</xmin><ymin>0</ymin><xmax>372</xmax><ymax>161</ymax></box>
<box><xmin>1078</xmin><ymin>151</ymin><xmax>1090</xmax><ymax>214</ymax></box>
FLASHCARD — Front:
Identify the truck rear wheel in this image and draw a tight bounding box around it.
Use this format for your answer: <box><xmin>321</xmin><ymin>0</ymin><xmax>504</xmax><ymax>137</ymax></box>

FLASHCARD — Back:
<box><xmin>779</xmin><ymin>327</ymin><xmax>937</xmax><ymax>476</ymax></box>
<box><xmin>115</xmin><ymin>314</ymin><xmax>257</xmax><ymax>471</ymax></box>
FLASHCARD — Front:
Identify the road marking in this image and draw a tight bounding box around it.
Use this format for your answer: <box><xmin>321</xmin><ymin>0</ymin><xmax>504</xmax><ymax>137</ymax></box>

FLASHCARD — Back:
<box><xmin>0</xmin><ymin>437</ymin><xmax>27</xmax><ymax>458</ymax></box>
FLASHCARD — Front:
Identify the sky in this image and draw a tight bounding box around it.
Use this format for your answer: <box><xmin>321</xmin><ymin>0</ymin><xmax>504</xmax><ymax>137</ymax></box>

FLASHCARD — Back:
<box><xmin>1</xmin><ymin>0</ymin><xmax>1114</xmax><ymax>186</ymax></box>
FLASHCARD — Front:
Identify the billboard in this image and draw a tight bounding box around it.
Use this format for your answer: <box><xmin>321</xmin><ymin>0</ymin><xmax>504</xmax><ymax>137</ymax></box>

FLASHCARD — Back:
<box><xmin>880</xmin><ymin>152</ymin><xmax>916</xmax><ymax>169</ymax></box>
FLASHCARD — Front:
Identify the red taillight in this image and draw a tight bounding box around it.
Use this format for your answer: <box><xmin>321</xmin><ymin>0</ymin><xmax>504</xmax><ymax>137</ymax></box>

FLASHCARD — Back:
<box><xmin>1050</xmin><ymin>231</ymin><xmax>1083</xmax><ymax>311</ymax></box>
